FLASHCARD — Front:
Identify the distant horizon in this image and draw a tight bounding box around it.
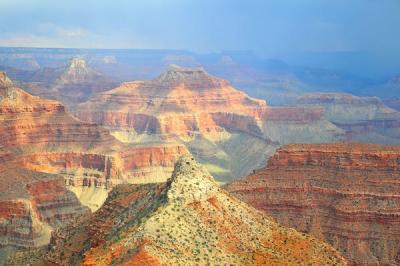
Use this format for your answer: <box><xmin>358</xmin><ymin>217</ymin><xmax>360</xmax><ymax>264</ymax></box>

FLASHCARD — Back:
<box><xmin>0</xmin><ymin>46</ymin><xmax>399</xmax><ymax>80</ymax></box>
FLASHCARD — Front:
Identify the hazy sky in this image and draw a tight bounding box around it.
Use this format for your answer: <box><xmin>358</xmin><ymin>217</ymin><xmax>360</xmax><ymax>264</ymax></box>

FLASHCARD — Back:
<box><xmin>0</xmin><ymin>0</ymin><xmax>399</xmax><ymax>58</ymax></box>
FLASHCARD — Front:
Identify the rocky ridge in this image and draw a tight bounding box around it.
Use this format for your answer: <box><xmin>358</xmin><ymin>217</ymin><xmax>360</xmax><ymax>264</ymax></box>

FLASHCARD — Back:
<box><xmin>9</xmin><ymin>156</ymin><xmax>346</xmax><ymax>265</ymax></box>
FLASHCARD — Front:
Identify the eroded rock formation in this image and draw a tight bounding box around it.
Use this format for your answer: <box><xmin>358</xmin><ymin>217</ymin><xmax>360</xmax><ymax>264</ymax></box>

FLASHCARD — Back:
<box><xmin>9</xmin><ymin>156</ymin><xmax>346</xmax><ymax>265</ymax></box>
<box><xmin>225</xmin><ymin>143</ymin><xmax>400</xmax><ymax>265</ymax></box>
<box><xmin>75</xmin><ymin>65</ymin><xmax>344</xmax><ymax>181</ymax></box>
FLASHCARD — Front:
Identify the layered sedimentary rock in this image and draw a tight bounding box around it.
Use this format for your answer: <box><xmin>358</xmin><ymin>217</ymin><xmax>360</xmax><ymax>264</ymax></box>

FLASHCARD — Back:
<box><xmin>76</xmin><ymin>65</ymin><xmax>343</xmax><ymax>181</ymax></box>
<box><xmin>9</xmin><ymin>156</ymin><xmax>346</xmax><ymax>265</ymax></box>
<box><xmin>225</xmin><ymin>143</ymin><xmax>400</xmax><ymax>265</ymax></box>
<box><xmin>76</xmin><ymin>64</ymin><xmax>267</xmax><ymax>138</ymax></box>
<box><xmin>298</xmin><ymin>93</ymin><xmax>400</xmax><ymax>144</ymax></box>
<box><xmin>0</xmin><ymin>72</ymin><xmax>189</xmax><ymax>262</ymax></box>
<box><xmin>0</xmin><ymin>72</ymin><xmax>117</xmax><ymax>255</ymax></box>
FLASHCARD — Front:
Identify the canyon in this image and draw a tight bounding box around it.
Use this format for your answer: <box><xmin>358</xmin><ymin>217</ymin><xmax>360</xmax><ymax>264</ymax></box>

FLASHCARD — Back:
<box><xmin>225</xmin><ymin>143</ymin><xmax>400</xmax><ymax>265</ymax></box>
<box><xmin>75</xmin><ymin>65</ymin><xmax>344</xmax><ymax>181</ymax></box>
<box><xmin>9</xmin><ymin>156</ymin><xmax>346</xmax><ymax>265</ymax></box>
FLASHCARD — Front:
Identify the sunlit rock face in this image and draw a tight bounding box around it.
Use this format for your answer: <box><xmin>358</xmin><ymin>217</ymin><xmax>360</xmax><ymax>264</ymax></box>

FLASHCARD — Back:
<box><xmin>9</xmin><ymin>156</ymin><xmax>346</xmax><ymax>266</ymax></box>
<box><xmin>75</xmin><ymin>65</ymin><xmax>344</xmax><ymax>181</ymax></box>
<box><xmin>298</xmin><ymin>92</ymin><xmax>400</xmax><ymax>144</ymax></box>
<box><xmin>225</xmin><ymin>143</ymin><xmax>400</xmax><ymax>266</ymax></box>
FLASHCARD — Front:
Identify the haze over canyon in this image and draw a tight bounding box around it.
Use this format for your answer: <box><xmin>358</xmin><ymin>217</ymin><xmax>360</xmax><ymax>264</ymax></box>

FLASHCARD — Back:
<box><xmin>0</xmin><ymin>1</ymin><xmax>399</xmax><ymax>264</ymax></box>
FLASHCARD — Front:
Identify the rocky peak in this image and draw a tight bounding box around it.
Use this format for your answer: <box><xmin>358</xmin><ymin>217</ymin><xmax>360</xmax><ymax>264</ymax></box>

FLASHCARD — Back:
<box><xmin>167</xmin><ymin>156</ymin><xmax>219</xmax><ymax>203</ymax></box>
<box><xmin>57</xmin><ymin>57</ymin><xmax>93</xmax><ymax>83</ymax></box>
<box><xmin>67</xmin><ymin>58</ymin><xmax>89</xmax><ymax>73</ymax></box>
<box><xmin>155</xmin><ymin>64</ymin><xmax>225</xmax><ymax>88</ymax></box>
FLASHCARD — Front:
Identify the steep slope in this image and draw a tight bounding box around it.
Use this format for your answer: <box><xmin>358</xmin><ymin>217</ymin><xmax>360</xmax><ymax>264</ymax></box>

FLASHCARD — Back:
<box><xmin>225</xmin><ymin>143</ymin><xmax>400</xmax><ymax>265</ymax></box>
<box><xmin>10</xmin><ymin>156</ymin><xmax>346</xmax><ymax>266</ymax></box>
<box><xmin>75</xmin><ymin>65</ymin><xmax>343</xmax><ymax>181</ymax></box>
<box><xmin>298</xmin><ymin>93</ymin><xmax>400</xmax><ymax>144</ymax></box>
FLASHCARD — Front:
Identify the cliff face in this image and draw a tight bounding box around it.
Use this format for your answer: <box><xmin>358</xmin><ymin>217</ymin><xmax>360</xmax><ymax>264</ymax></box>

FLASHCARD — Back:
<box><xmin>75</xmin><ymin>65</ymin><xmax>344</xmax><ymax>181</ymax></box>
<box><xmin>225</xmin><ymin>143</ymin><xmax>400</xmax><ymax>265</ymax></box>
<box><xmin>298</xmin><ymin>93</ymin><xmax>400</xmax><ymax>145</ymax></box>
<box><xmin>10</xmin><ymin>156</ymin><xmax>346</xmax><ymax>266</ymax></box>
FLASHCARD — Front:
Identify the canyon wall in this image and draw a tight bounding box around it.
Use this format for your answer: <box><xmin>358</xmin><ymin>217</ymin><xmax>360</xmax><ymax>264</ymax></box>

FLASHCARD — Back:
<box><xmin>225</xmin><ymin>143</ymin><xmax>400</xmax><ymax>265</ymax></box>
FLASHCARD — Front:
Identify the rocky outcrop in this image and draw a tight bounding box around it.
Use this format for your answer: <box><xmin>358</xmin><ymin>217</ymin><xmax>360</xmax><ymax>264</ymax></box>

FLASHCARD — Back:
<box><xmin>10</xmin><ymin>156</ymin><xmax>346</xmax><ymax>265</ymax></box>
<box><xmin>298</xmin><ymin>93</ymin><xmax>400</xmax><ymax>144</ymax></box>
<box><xmin>225</xmin><ymin>143</ymin><xmax>400</xmax><ymax>265</ymax></box>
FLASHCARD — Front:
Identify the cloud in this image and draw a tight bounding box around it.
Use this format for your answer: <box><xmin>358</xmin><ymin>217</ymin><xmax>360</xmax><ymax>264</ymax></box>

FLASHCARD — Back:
<box><xmin>0</xmin><ymin>23</ymin><xmax>107</xmax><ymax>48</ymax></box>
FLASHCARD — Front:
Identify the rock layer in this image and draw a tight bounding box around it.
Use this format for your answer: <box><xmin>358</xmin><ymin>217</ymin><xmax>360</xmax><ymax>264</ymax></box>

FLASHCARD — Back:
<box><xmin>225</xmin><ymin>143</ymin><xmax>400</xmax><ymax>265</ymax></box>
<box><xmin>9</xmin><ymin>156</ymin><xmax>346</xmax><ymax>265</ymax></box>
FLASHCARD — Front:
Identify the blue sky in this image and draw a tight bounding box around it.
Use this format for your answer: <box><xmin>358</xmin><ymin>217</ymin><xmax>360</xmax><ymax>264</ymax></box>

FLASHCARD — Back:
<box><xmin>0</xmin><ymin>0</ymin><xmax>399</xmax><ymax>58</ymax></box>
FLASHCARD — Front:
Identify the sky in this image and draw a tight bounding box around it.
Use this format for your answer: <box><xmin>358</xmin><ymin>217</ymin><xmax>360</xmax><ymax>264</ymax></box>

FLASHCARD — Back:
<box><xmin>0</xmin><ymin>0</ymin><xmax>399</xmax><ymax>60</ymax></box>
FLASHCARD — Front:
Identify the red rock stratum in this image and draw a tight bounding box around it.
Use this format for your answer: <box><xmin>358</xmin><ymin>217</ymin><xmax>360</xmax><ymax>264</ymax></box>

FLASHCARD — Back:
<box><xmin>225</xmin><ymin>143</ymin><xmax>400</xmax><ymax>265</ymax></box>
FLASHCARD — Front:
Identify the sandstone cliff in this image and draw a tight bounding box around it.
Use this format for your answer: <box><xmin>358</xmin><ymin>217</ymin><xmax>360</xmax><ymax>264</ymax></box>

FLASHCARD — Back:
<box><xmin>225</xmin><ymin>143</ymin><xmax>400</xmax><ymax>265</ymax></box>
<box><xmin>9</xmin><ymin>156</ymin><xmax>346</xmax><ymax>266</ymax></box>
